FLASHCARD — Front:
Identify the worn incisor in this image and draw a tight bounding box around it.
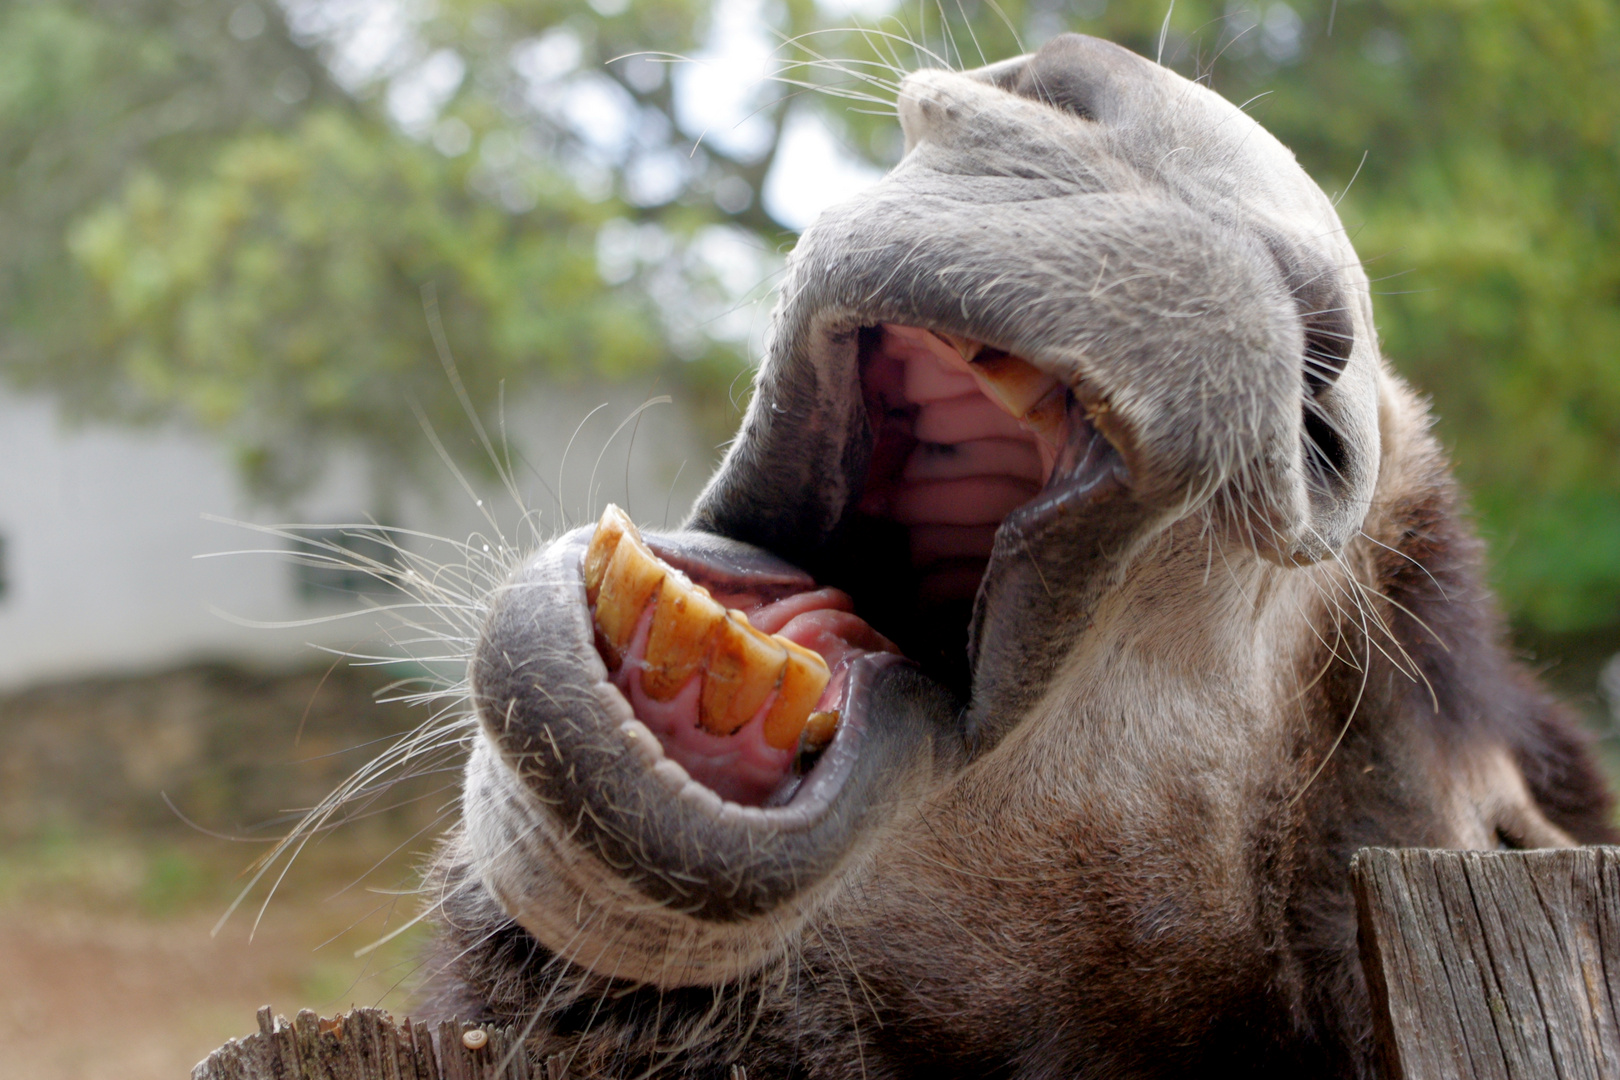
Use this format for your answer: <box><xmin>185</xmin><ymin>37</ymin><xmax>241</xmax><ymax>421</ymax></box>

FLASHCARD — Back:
<box><xmin>970</xmin><ymin>348</ymin><xmax>1060</xmax><ymax>419</ymax></box>
<box><xmin>586</xmin><ymin>504</ymin><xmax>836</xmax><ymax>749</ymax></box>
<box><xmin>584</xmin><ymin>503</ymin><xmax>633</xmax><ymax>606</ymax></box>
<box><xmin>935</xmin><ymin>330</ymin><xmax>984</xmax><ymax>364</ymax></box>
<box><xmin>593</xmin><ymin>523</ymin><xmax>666</xmax><ymax>668</ymax></box>
<box><xmin>763</xmin><ymin>641</ymin><xmax>833</xmax><ymax>750</ymax></box>
<box><xmin>1022</xmin><ymin>383</ymin><xmax>1068</xmax><ymax>452</ymax></box>
<box><xmin>700</xmin><ymin>613</ymin><xmax>788</xmax><ymax>736</ymax></box>
<box><xmin>801</xmin><ymin>710</ymin><xmax>840</xmax><ymax>754</ymax></box>
<box><xmin>642</xmin><ymin>579</ymin><xmax>725</xmax><ymax>701</ymax></box>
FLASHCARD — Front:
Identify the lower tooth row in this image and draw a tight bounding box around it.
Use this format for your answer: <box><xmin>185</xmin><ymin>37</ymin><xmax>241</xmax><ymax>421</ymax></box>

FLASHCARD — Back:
<box><xmin>584</xmin><ymin>505</ymin><xmax>833</xmax><ymax>750</ymax></box>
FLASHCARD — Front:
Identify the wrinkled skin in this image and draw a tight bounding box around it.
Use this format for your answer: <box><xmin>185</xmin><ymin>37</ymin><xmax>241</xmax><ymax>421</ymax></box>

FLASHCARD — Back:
<box><xmin>420</xmin><ymin>36</ymin><xmax>1614</xmax><ymax>1078</ymax></box>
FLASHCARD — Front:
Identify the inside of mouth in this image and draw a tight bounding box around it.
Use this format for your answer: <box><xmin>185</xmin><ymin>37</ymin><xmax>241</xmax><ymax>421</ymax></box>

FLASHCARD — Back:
<box><xmin>590</xmin><ymin>324</ymin><xmax>1076</xmax><ymax>807</ymax></box>
<box><xmin>813</xmin><ymin>324</ymin><xmax>1071</xmax><ymax>695</ymax></box>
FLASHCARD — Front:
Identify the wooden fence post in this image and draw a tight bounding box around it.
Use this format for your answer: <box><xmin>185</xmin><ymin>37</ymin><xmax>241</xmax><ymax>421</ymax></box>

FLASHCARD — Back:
<box><xmin>1352</xmin><ymin>846</ymin><xmax>1620</xmax><ymax>1080</ymax></box>
<box><xmin>191</xmin><ymin>1007</ymin><xmax>754</xmax><ymax>1080</ymax></box>
<box><xmin>191</xmin><ymin>1007</ymin><xmax>536</xmax><ymax>1080</ymax></box>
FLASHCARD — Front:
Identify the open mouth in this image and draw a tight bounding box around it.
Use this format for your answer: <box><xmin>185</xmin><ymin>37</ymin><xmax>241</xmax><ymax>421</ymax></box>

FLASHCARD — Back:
<box><xmin>583</xmin><ymin>323</ymin><xmax>1117</xmax><ymax>809</ymax></box>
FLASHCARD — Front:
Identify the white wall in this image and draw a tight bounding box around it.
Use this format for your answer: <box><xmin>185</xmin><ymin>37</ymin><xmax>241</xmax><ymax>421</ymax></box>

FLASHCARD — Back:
<box><xmin>0</xmin><ymin>383</ymin><xmax>716</xmax><ymax>691</ymax></box>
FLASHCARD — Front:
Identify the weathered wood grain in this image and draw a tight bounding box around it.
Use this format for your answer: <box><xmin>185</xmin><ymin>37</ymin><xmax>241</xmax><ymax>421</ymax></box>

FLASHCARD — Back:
<box><xmin>1353</xmin><ymin>846</ymin><xmax>1620</xmax><ymax>1080</ymax></box>
<box><xmin>193</xmin><ymin>1009</ymin><xmax>757</xmax><ymax>1080</ymax></box>
<box><xmin>192</xmin><ymin>1007</ymin><xmax>534</xmax><ymax>1080</ymax></box>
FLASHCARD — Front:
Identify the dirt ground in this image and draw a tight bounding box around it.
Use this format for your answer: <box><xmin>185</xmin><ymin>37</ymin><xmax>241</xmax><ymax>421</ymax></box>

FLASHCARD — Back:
<box><xmin>0</xmin><ymin>887</ymin><xmax>424</xmax><ymax>1079</ymax></box>
<box><xmin>0</xmin><ymin>830</ymin><xmax>436</xmax><ymax>1080</ymax></box>
<box><xmin>0</xmin><ymin>664</ymin><xmax>446</xmax><ymax>1080</ymax></box>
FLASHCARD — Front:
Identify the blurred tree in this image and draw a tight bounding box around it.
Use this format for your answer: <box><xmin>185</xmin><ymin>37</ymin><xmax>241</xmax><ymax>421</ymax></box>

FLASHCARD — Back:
<box><xmin>0</xmin><ymin>0</ymin><xmax>338</xmax><ymax>415</ymax></box>
<box><xmin>1279</xmin><ymin>0</ymin><xmax>1620</xmax><ymax>637</ymax></box>
<box><xmin>0</xmin><ymin>0</ymin><xmax>1614</xmax><ymax>636</ymax></box>
<box><xmin>0</xmin><ymin>0</ymin><xmax>677</xmax><ymax>498</ymax></box>
<box><xmin>67</xmin><ymin>111</ymin><xmax>657</xmax><ymax>496</ymax></box>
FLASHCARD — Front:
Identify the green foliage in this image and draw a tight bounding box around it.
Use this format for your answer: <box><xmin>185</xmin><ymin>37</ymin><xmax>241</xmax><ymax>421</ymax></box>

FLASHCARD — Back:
<box><xmin>1288</xmin><ymin>0</ymin><xmax>1620</xmax><ymax>634</ymax></box>
<box><xmin>68</xmin><ymin>108</ymin><xmax>658</xmax><ymax>495</ymax></box>
<box><xmin>0</xmin><ymin>0</ymin><xmax>333</xmax><ymax>393</ymax></box>
<box><xmin>1263</xmin><ymin>0</ymin><xmax>1617</xmax><ymax>635</ymax></box>
<box><xmin>0</xmin><ymin>0</ymin><xmax>676</xmax><ymax>496</ymax></box>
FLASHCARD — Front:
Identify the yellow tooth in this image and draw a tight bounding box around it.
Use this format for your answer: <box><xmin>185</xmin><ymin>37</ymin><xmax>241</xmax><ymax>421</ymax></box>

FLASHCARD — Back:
<box><xmin>969</xmin><ymin>349</ymin><xmax>1062</xmax><ymax>420</ymax></box>
<box><xmin>587</xmin><ymin>505</ymin><xmax>841</xmax><ymax>740</ymax></box>
<box><xmin>584</xmin><ymin>503</ymin><xmax>633</xmax><ymax>606</ymax></box>
<box><xmin>641</xmin><ymin>577</ymin><xmax>726</xmax><ymax>701</ymax></box>
<box><xmin>799</xmin><ymin>710</ymin><xmax>841</xmax><ymax>755</ymax></box>
<box><xmin>934</xmin><ymin>331</ymin><xmax>984</xmax><ymax>364</ymax></box>
<box><xmin>698</xmin><ymin>612</ymin><xmax>788</xmax><ymax>736</ymax></box>
<box><xmin>593</xmin><ymin>526</ymin><xmax>667</xmax><ymax>668</ymax></box>
<box><xmin>1022</xmin><ymin>382</ymin><xmax>1069</xmax><ymax>451</ymax></box>
<box><xmin>762</xmin><ymin>641</ymin><xmax>833</xmax><ymax>750</ymax></box>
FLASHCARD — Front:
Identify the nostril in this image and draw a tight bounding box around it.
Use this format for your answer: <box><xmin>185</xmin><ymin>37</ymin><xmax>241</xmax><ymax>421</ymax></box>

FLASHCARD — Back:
<box><xmin>1262</xmin><ymin>234</ymin><xmax>1354</xmax><ymax>393</ymax></box>
<box><xmin>1008</xmin><ymin>34</ymin><xmax>1117</xmax><ymax>122</ymax></box>
<box><xmin>1302</xmin><ymin>305</ymin><xmax>1353</xmax><ymax>394</ymax></box>
<box><xmin>1302</xmin><ymin>403</ymin><xmax>1350</xmax><ymax>493</ymax></box>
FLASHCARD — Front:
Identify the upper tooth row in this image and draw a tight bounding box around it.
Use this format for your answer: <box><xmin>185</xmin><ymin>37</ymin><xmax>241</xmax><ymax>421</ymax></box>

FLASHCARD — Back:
<box><xmin>897</xmin><ymin>326</ymin><xmax>1067</xmax><ymax>454</ymax></box>
<box><xmin>584</xmin><ymin>505</ymin><xmax>832</xmax><ymax>750</ymax></box>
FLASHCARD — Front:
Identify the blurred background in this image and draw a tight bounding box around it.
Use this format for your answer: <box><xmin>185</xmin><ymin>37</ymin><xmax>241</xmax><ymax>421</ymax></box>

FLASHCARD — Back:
<box><xmin>0</xmin><ymin>0</ymin><xmax>1615</xmax><ymax>1075</ymax></box>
